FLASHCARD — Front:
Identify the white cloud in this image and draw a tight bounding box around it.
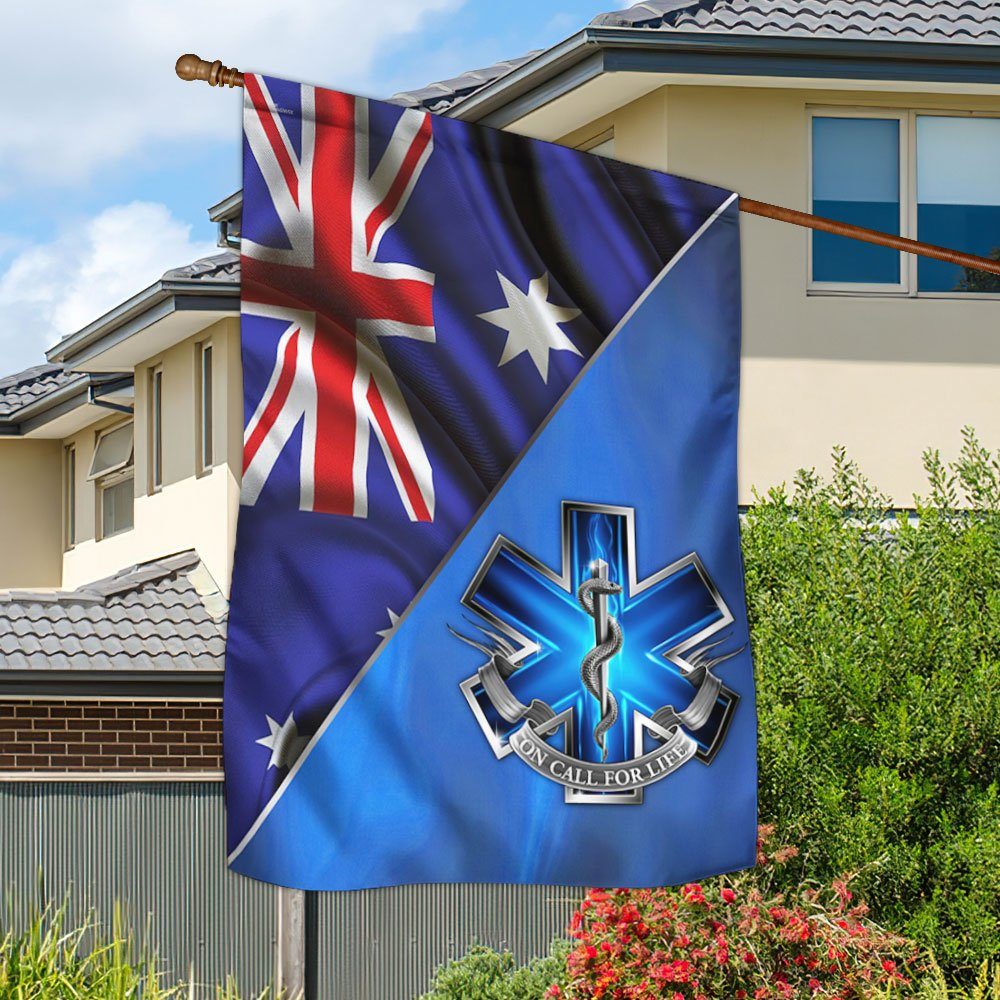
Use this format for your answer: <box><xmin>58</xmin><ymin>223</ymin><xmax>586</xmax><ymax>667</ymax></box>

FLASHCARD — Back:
<box><xmin>0</xmin><ymin>202</ymin><xmax>218</xmax><ymax>371</ymax></box>
<box><xmin>0</xmin><ymin>0</ymin><xmax>462</xmax><ymax>191</ymax></box>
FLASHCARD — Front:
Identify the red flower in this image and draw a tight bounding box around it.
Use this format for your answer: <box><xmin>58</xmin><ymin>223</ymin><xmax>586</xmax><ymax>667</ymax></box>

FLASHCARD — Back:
<box><xmin>721</xmin><ymin>888</ymin><xmax>737</xmax><ymax>904</ymax></box>
<box><xmin>681</xmin><ymin>883</ymin><xmax>707</xmax><ymax>905</ymax></box>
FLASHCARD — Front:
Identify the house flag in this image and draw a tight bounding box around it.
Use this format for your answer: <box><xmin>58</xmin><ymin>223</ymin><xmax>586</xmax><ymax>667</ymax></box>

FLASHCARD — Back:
<box><xmin>225</xmin><ymin>73</ymin><xmax>756</xmax><ymax>889</ymax></box>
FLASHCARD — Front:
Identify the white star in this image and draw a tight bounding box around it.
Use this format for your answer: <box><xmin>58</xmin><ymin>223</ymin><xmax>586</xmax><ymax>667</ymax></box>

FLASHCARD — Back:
<box><xmin>255</xmin><ymin>712</ymin><xmax>309</xmax><ymax>771</ymax></box>
<box><xmin>477</xmin><ymin>271</ymin><xmax>582</xmax><ymax>383</ymax></box>
<box><xmin>376</xmin><ymin>607</ymin><xmax>401</xmax><ymax>641</ymax></box>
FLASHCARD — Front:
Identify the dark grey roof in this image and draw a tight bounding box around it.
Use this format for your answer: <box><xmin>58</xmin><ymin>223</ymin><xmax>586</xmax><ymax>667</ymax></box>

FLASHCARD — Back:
<box><xmin>592</xmin><ymin>0</ymin><xmax>1000</xmax><ymax>42</ymax></box>
<box><xmin>0</xmin><ymin>552</ymin><xmax>226</xmax><ymax>673</ymax></box>
<box><xmin>162</xmin><ymin>251</ymin><xmax>240</xmax><ymax>284</ymax></box>
<box><xmin>0</xmin><ymin>364</ymin><xmax>80</xmax><ymax>420</ymax></box>
<box><xmin>394</xmin><ymin>0</ymin><xmax>1000</xmax><ymax>112</ymax></box>
<box><xmin>392</xmin><ymin>52</ymin><xmax>543</xmax><ymax>114</ymax></box>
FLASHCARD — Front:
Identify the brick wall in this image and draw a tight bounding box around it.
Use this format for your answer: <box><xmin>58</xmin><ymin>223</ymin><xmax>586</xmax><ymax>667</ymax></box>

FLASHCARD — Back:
<box><xmin>0</xmin><ymin>699</ymin><xmax>222</xmax><ymax>772</ymax></box>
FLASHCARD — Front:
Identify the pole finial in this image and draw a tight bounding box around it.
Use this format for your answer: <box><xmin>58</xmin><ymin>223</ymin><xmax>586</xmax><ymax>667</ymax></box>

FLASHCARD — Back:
<box><xmin>175</xmin><ymin>54</ymin><xmax>244</xmax><ymax>88</ymax></box>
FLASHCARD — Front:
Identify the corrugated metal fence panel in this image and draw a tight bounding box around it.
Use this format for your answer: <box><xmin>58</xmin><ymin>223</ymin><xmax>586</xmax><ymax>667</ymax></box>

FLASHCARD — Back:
<box><xmin>1</xmin><ymin>783</ymin><xmax>579</xmax><ymax>999</ymax></box>
<box><xmin>315</xmin><ymin>883</ymin><xmax>580</xmax><ymax>1000</ymax></box>
<box><xmin>0</xmin><ymin>782</ymin><xmax>275</xmax><ymax>997</ymax></box>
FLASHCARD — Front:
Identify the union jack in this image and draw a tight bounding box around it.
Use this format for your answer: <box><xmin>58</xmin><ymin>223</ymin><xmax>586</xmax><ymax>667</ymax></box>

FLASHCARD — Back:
<box><xmin>240</xmin><ymin>75</ymin><xmax>437</xmax><ymax>522</ymax></box>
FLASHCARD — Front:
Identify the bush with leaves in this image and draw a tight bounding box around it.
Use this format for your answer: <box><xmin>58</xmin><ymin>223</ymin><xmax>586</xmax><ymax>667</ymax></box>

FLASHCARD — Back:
<box><xmin>551</xmin><ymin>826</ymin><xmax>916</xmax><ymax>1000</ymax></box>
<box><xmin>419</xmin><ymin>942</ymin><xmax>570</xmax><ymax>1000</ymax></box>
<box><xmin>743</xmin><ymin>428</ymin><xmax>1000</xmax><ymax>976</ymax></box>
<box><xmin>0</xmin><ymin>899</ymin><xmax>269</xmax><ymax>1000</ymax></box>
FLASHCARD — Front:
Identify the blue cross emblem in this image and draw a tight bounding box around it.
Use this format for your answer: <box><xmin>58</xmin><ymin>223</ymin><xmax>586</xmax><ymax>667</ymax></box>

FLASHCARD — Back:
<box><xmin>458</xmin><ymin>502</ymin><xmax>739</xmax><ymax>783</ymax></box>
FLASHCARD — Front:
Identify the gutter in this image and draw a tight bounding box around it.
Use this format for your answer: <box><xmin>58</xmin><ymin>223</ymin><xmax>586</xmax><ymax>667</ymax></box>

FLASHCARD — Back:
<box><xmin>0</xmin><ymin>669</ymin><xmax>224</xmax><ymax>699</ymax></box>
<box><xmin>47</xmin><ymin>277</ymin><xmax>239</xmax><ymax>366</ymax></box>
<box><xmin>208</xmin><ymin>191</ymin><xmax>243</xmax><ymax>250</ymax></box>
<box><xmin>447</xmin><ymin>26</ymin><xmax>1000</xmax><ymax>127</ymax></box>
<box><xmin>0</xmin><ymin>372</ymin><xmax>132</xmax><ymax>437</ymax></box>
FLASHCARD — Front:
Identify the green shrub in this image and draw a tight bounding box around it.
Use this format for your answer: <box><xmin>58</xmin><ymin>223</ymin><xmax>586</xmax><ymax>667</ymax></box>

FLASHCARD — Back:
<box><xmin>882</xmin><ymin>959</ymin><xmax>1000</xmax><ymax>999</ymax></box>
<box><xmin>743</xmin><ymin>428</ymin><xmax>1000</xmax><ymax>977</ymax></box>
<box><xmin>420</xmin><ymin>942</ymin><xmax>569</xmax><ymax>1000</ymax></box>
<box><xmin>0</xmin><ymin>899</ymin><xmax>268</xmax><ymax>1000</ymax></box>
<box><xmin>557</xmin><ymin>827</ymin><xmax>918</xmax><ymax>999</ymax></box>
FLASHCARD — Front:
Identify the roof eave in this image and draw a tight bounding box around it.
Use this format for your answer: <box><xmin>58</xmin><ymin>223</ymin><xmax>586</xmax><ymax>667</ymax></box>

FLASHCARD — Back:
<box><xmin>207</xmin><ymin>191</ymin><xmax>243</xmax><ymax>223</ymax></box>
<box><xmin>46</xmin><ymin>279</ymin><xmax>240</xmax><ymax>367</ymax></box>
<box><xmin>448</xmin><ymin>26</ymin><xmax>1000</xmax><ymax>126</ymax></box>
<box><xmin>0</xmin><ymin>372</ymin><xmax>135</xmax><ymax>437</ymax></box>
<box><xmin>0</xmin><ymin>669</ymin><xmax>223</xmax><ymax>698</ymax></box>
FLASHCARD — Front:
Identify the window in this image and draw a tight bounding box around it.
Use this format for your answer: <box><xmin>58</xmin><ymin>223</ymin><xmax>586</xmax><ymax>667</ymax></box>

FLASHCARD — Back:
<box><xmin>88</xmin><ymin>422</ymin><xmax>133</xmax><ymax>480</ymax></box>
<box><xmin>63</xmin><ymin>446</ymin><xmax>76</xmax><ymax>550</ymax></box>
<box><xmin>916</xmin><ymin>116</ymin><xmax>1000</xmax><ymax>293</ymax></box>
<box><xmin>811</xmin><ymin>114</ymin><xmax>903</xmax><ymax>288</ymax></box>
<box><xmin>810</xmin><ymin>109</ymin><xmax>1000</xmax><ymax>295</ymax></box>
<box><xmin>149</xmin><ymin>366</ymin><xmax>163</xmax><ymax>492</ymax></box>
<box><xmin>197</xmin><ymin>342</ymin><xmax>213</xmax><ymax>473</ymax></box>
<box><xmin>88</xmin><ymin>422</ymin><xmax>134</xmax><ymax>539</ymax></box>
<box><xmin>100</xmin><ymin>474</ymin><xmax>134</xmax><ymax>538</ymax></box>
<box><xmin>580</xmin><ymin>129</ymin><xmax>614</xmax><ymax>157</ymax></box>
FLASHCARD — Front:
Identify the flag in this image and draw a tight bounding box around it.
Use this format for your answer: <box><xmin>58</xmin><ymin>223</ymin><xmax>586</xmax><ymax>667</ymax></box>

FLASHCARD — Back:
<box><xmin>226</xmin><ymin>73</ymin><xmax>756</xmax><ymax>889</ymax></box>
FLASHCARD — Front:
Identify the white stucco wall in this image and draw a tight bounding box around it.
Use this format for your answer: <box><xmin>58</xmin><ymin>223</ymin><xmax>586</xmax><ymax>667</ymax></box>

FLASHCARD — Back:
<box><xmin>561</xmin><ymin>84</ymin><xmax>1000</xmax><ymax>504</ymax></box>
<box><xmin>61</xmin><ymin>318</ymin><xmax>243</xmax><ymax>596</ymax></box>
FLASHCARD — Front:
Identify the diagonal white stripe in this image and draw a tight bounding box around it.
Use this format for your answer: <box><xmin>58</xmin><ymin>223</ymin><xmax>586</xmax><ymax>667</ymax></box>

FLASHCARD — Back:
<box><xmin>242</xmin><ymin>76</ymin><xmax>315</xmax><ymax>268</ymax></box>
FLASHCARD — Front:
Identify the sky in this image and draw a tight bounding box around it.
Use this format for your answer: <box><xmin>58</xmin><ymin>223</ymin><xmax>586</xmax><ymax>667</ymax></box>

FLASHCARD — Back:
<box><xmin>0</xmin><ymin>0</ymin><xmax>612</xmax><ymax>374</ymax></box>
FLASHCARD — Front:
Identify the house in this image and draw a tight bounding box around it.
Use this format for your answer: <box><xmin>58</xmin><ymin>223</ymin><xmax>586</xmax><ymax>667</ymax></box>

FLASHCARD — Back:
<box><xmin>409</xmin><ymin>0</ymin><xmax>1000</xmax><ymax>508</ymax></box>
<box><xmin>2</xmin><ymin>2</ymin><xmax>999</xmax><ymax>997</ymax></box>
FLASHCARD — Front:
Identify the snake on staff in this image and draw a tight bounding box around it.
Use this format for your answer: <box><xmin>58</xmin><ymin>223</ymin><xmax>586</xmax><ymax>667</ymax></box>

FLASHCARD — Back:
<box><xmin>577</xmin><ymin>577</ymin><xmax>623</xmax><ymax>761</ymax></box>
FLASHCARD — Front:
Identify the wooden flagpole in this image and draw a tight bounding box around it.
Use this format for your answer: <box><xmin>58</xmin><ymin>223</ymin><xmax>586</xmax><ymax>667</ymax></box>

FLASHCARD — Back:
<box><xmin>175</xmin><ymin>53</ymin><xmax>1000</xmax><ymax>279</ymax></box>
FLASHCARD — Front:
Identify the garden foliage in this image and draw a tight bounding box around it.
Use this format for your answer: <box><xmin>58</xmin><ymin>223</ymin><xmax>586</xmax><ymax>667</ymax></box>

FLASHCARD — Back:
<box><xmin>418</xmin><ymin>942</ymin><xmax>570</xmax><ymax>1000</ymax></box>
<box><xmin>743</xmin><ymin>430</ymin><xmax>1000</xmax><ymax>974</ymax></box>
<box><xmin>0</xmin><ymin>900</ymin><xmax>265</xmax><ymax>1000</ymax></box>
<box><xmin>554</xmin><ymin>826</ymin><xmax>917</xmax><ymax>999</ymax></box>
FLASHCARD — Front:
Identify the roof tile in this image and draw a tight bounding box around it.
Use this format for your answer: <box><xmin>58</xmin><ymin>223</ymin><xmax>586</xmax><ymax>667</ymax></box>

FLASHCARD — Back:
<box><xmin>0</xmin><ymin>364</ymin><xmax>80</xmax><ymax>419</ymax></box>
<box><xmin>394</xmin><ymin>1</ymin><xmax>1000</xmax><ymax>113</ymax></box>
<box><xmin>0</xmin><ymin>551</ymin><xmax>226</xmax><ymax>674</ymax></box>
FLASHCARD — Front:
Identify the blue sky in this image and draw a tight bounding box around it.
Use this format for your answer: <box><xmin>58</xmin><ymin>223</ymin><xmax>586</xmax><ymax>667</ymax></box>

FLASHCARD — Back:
<box><xmin>0</xmin><ymin>0</ymin><xmax>612</xmax><ymax>373</ymax></box>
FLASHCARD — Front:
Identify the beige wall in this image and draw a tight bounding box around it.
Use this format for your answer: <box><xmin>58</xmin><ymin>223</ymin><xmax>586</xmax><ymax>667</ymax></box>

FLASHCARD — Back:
<box><xmin>61</xmin><ymin>317</ymin><xmax>243</xmax><ymax>596</ymax></box>
<box><xmin>563</xmin><ymin>85</ymin><xmax>1000</xmax><ymax>504</ymax></box>
<box><xmin>0</xmin><ymin>439</ymin><xmax>63</xmax><ymax>589</ymax></box>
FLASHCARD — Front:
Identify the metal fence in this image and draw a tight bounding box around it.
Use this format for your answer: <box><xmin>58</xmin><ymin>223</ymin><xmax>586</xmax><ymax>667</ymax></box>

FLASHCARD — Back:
<box><xmin>1</xmin><ymin>782</ymin><xmax>578</xmax><ymax>999</ymax></box>
<box><xmin>0</xmin><ymin>781</ymin><xmax>276</xmax><ymax>995</ymax></box>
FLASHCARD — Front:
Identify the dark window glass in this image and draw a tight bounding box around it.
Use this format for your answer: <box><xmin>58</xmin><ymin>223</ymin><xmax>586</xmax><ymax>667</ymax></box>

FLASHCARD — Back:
<box><xmin>917</xmin><ymin>116</ymin><xmax>1000</xmax><ymax>293</ymax></box>
<box><xmin>812</xmin><ymin>116</ymin><xmax>901</xmax><ymax>284</ymax></box>
<box><xmin>201</xmin><ymin>345</ymin><xmax>214</xmax><ymax>470</ymax></box>
<box><xmin>102</xmin><ymin>476</ymin><xmax>134</xmax><ymax>537</ymax></box>
<box><xmin>65</xmin><ymin>447</ymin><xmax>76</xmax><ymax>548</ymax></box>
<box><xmin>151</xmin><ymin>369</ymin><xmax>163</xmax><ymax>490</ymax></box>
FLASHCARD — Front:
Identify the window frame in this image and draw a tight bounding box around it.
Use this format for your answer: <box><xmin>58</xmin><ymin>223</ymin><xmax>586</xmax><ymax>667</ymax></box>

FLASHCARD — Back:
<box><xmin>90</xmin><ymin>420</ymin><xmax>135</xmax><ymax>541</ymax></box>
<box><xmin>98</xmin><ymin>466</ymin><xmax>135</xmax><ymax>540</ymax></box>
<box><xmin>807</xmin><ymin>106</ymin><xmax>910</xmax><ymax>296</ymax></box>
<box><xmin>148</xmin><ymin>364</ymin><xmax>163</xmax><ymax>494</ymax></box>
<box><xmin>807</xmin><ymin>105</ymin><xmax>1000</xmax><ymax>300</ymax></box>
<box><xmin>196</xmin><ymin>341</ymin><xmax>214</xmax><ymax>475</ymax></box>
<box><xmin>88</xmin><ymin>420</ymin><xmax>134</xmax><ymax>482</ymax></box>
<box><xmin>63</xmin><ymin>445</ymin><xmax>76</xmax><ymax>551</ymax></box>
<box><xmin>578</xmin><ymin>128</ymin><xmax>615</xmax><ymax>156</ymax></box>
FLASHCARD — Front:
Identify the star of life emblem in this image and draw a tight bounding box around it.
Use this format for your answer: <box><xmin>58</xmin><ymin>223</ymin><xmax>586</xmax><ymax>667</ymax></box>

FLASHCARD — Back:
<box><xmin>451</xmin><ymin>502</ymin><xmax>742</xmax><ymax>804</ymax></box>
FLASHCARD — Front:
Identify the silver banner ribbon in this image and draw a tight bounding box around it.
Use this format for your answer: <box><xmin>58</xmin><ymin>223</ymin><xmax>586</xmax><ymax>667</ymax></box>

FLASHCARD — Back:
<box><xmin>509</xmin><ymin>717</ymin><xmax>697</xmax><ymax>792</ymax></box>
